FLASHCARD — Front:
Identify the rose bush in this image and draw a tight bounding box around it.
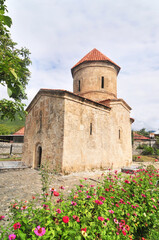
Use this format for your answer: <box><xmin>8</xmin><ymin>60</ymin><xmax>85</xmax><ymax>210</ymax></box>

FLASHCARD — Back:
<box><xmin>0</xmin><ymin>167</ymin><xmax>159</xmax><ymax>239</ymax></box>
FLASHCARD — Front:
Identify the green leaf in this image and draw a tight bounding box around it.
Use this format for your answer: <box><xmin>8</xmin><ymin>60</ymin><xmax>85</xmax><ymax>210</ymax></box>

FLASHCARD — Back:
<box><xmin>18</xmin><ymin>229</ymin><xmax>27</xmax><ymax>239</ymax></box>
<box><xmin>10</xmin><ymin>68</ymin><xmax>18</xmax><ymax>79</ymax></box>
<box><xmin>3</xmin><ymin>15</ymin><xmax>12</xmax><ymax>27</ymax></box>
<box><xmin>7</xmin><ymin>86</ymin><xmax>12</xmax><ymax>97</ymax></box>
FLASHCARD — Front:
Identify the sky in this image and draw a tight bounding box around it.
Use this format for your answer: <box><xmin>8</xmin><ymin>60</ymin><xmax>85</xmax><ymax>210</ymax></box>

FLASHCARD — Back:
<box><xmin>1</xmin><ymin>0</ymin><xmax>159</xmax><ymax>131</ymax></box>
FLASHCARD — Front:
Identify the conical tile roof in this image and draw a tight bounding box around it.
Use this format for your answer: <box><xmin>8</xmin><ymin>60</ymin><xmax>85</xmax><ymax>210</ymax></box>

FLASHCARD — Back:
<box><xmin>71</xmin><ymin>48</ymin><xmax>120</xmax><ymax>72</ymax></box>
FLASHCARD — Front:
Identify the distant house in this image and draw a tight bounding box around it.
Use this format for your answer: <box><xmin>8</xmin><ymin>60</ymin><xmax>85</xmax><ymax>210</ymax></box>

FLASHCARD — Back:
<box><xmin>0</xmin><ymin>127</ymin><xmax>24</xmax><ymax>143</ymax></box>
<box><xmin>149</xmin><ymin>132</ymin><xmax>155</xmax><ymax>139</ymax></box>
<box><xmin>133</xmin><ymin>132</ymin><xmax>155</xmax><ymax>148</ymax></box>
<box><xmin>154</xmin><ymin>130</ymin><xmax>159</xmax><ymax>137</ymax></box>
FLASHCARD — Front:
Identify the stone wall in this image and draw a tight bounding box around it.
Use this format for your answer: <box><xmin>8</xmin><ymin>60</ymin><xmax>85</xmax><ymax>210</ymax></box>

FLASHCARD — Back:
<box><xmin>62</xmin><ymin>95</ymin><xmax>110</xmax><ymax>173</ymax></box>
<box><xmin>72</xmin><ymin>62</ymin><xmax>118</xmax><ymax>101</ymax></box>
<box><xmin>108</xmin><ymin>100</ymin><xmax>132</xmax><ymax>168</ymax></box>
<box><xmin>22</xmin><ymin>90</ymin><xmax>132</xmax><ymax>174</ymax></box>
<box><xmin>0</xmin><ymin>143</ymin><xmax>23</xmax><ymax>157</ymax></box>
<box><xmin>132</xmin><ymin>139</ymin><xmax>156</xmax><ymax>155</ymax></box>
<box><xmin>62</xmin><ymin>96</ymin><xmax>132</xmax><ymax>173</ymax></box>
<box><xmin>22</xmin><ymin>92</ymin><xmax>65</xmax><ymax>170</ymax></box>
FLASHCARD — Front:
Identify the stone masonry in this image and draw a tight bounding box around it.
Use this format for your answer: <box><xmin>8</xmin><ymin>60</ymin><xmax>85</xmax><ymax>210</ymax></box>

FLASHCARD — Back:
<box><xmin>22</xmin><ymin>48</ymin><xmax>133</xmax><ymax>173</ymax></box>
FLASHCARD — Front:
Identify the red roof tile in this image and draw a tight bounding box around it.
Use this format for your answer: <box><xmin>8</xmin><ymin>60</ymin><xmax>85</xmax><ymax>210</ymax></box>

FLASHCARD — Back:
<box><xmin>13</xmin><ymin>127</ymin><xmax>25</xmax><ymax>136</ymax></box>
<box><xmin>133</xmin><ymin>133</ymin><xmax>150</xmax><ymax>140</ymax></box>
<box><xmin>71</xmin><ymin>48</ymin><xmax>120</xmax><ymax>71</ymax></box>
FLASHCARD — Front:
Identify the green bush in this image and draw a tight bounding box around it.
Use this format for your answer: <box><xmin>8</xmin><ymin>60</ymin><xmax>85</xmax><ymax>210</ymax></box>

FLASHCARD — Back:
<box><xmin>0</xmin><ymin>169</ymin><xmax>159</xmax><ymax>239</ymax></box>
<box><xmin>142</xmin><ymin>146</ymin><xmax>154</xmax><ymax>155</ymax></box>
<box><xmin>136</xmin><ymin>144</ymin><xmax>146</xmax><ymax>150</ymax></box>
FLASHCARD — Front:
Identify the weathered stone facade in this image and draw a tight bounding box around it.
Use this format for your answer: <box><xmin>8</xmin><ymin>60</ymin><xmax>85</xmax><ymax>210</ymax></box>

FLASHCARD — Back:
<box><xmin>23</xmin><ymin>48</ymin><xmax>133</xmax><ymax>173</ymax></box>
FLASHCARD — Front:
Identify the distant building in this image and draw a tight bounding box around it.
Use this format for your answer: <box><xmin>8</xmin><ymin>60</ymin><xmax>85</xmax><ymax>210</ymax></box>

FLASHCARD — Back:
<box><xmin>0</xmin><ymin>127</ymin><xmax>24</xmax><ymax>143</ymax></box>
<box><xmin>154</xmin><ymin>130</ymin><xmax>159</xmax><ymax>137</ymax></box>
<box><xmin>23</xmin><ymin>48</ymin><xmax>133</xmax><ymax>173</ymax></box>
<box><xmin>133</xmin><ymin>132</ymin><xmax>155</xmax><ymax>148</ymax></box>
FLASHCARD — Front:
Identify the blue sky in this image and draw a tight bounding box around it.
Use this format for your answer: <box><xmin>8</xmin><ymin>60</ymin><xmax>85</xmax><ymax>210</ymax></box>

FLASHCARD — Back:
<box><xmin>1</xmin><ymin>0</ymin><xmax>159</xmax><ymax>130</ymax></box>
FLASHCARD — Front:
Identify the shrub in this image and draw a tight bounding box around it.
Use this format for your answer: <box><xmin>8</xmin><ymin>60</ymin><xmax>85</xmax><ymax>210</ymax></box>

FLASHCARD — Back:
<box><xmin>142</xmin><ymin>146</ymin><xmax>154</xmax><ymax>155</ymax></box>
<box><xmin>0</xmin><ymin>169</ymin><xmax>159</xmax><ymax>239</ymax></box>
<box><xmin>136</xmin><ymin>144</ymin><xmax>146</xmax><ymax>150</ymax></box>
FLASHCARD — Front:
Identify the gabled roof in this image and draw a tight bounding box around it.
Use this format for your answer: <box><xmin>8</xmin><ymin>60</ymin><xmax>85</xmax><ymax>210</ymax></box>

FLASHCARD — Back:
<box><xmin>26</xmin><ymin>89</ymin><xmax>111</xmax><ymax>112</ymax></box>
<box><xmin>133</xmin><ymin>132</ymin><xmax>150</xmax><ymax>140</ymax></box>
<box><xmin>71</xmin><ymin>48</ymin><xmax>120</xmax><ymax>72</ymax></box>
<box><xmin>13</xmin><ymin>127</ymin><xmax>25</xmax><ymax>136</ymax></box>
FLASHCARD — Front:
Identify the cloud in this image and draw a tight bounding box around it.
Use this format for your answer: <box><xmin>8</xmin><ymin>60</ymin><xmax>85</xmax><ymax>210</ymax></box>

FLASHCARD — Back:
<box><xmin>3</xmin><ymin>0</ymin><xmax>159</xmax><ymax>130</ymax></box>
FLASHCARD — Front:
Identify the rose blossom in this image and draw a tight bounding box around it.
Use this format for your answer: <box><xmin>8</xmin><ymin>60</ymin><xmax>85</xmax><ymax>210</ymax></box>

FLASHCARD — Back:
<box><xmin>13</xmin><ymin>222</ymin><xmax>21</xmax><ymax>230</ymax></box>
<box><xmin>34</xmin><ymin>226</ymin><xmax>46</xmax><ymax>236</ymax></box>
<box><xmin>56</xmin><ymin>208</ymin><xmax>61</xmax><ymax>213</ymax></box>
<box><xmin>73</xmin><ymin>215</ymin><xmax>80</xmax><ymax>222</ymax></box>
<box><xmin>62</xmin><ymin>216</ymin><xmax>69</xmax><ymax>223</ymax></box>
<box><xmin>86</xmin><ymin>195</ymin><xmax>91</xmax><ymax>198</ymax></box>
<box><xmin>9</xmin><ymin>234</ymin><xmax>16</xmax><ymax>240</ymax></box>
<box><xmin>95</xmin><ymin>200</ymin><xmax>103</xmax><ymax>205</ymax></box>
<box><xmin>98</xmin><ymin>216</ymin><xmax>105</xmax><ymax>221</ymax></box>
<box><xmin>53</xmin><ymin>191</ymin><xmax>59</xmax><ymax>197</ymax></box>
<box><xmin>21</xmin><ymin>205</ymin><xmax>27</xmax><ymax>210</ymax></box>
<box><xmin>109</xmin><ymin>210</ymin><xmax>114</xmax><ymax>214</ymax></box>
<box><xmin>81</xmin><ymin>227</ymin><xmax>87</xmax><ymax>237</ymax></box>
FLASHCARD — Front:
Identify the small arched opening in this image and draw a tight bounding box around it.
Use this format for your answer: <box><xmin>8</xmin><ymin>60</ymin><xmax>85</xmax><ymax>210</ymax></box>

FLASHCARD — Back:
<box><xmin>35</xmin><ymin>144</ymin><xmax>42</xmax><ymax>169</ymax></box>
<box><xmin>37</xmin><ymin>146</ymin><xmax>42</xmax><ymax>168</ymax></box>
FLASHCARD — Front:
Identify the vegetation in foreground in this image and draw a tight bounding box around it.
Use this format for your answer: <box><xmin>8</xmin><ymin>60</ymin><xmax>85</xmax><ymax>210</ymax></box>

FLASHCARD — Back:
<box><xmin>0</xmin><ymin>165</ymin><xmax>159</xmax><ymax>240</ymax></box>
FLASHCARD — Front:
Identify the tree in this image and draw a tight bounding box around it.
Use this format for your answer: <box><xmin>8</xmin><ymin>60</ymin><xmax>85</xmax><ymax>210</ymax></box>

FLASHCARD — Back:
<box><xmin>137</xmin><ymin>128</ymin><xmax>149</xmax><ymax>138</ymax></box>
<box><xmin>0</xmin><ymin>0</ymin><xmax>31</xmax><ymax>120</ymax></box>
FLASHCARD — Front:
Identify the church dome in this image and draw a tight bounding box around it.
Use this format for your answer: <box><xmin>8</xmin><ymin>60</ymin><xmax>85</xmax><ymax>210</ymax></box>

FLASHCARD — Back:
<box><xmin>71</xmin><ymin>48</ymin><xmax>120</xmax><ymax>102</ymax></box>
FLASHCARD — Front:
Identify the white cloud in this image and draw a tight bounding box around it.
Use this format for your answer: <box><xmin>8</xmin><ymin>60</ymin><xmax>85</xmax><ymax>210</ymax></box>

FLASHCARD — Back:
<box><xmin>2</xmin><ymin>0</ymin><xmax>159</xmax><ymax>130</ymax></box>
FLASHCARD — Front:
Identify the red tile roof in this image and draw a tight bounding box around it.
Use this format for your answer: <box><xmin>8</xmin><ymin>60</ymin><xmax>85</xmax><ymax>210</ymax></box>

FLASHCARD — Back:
<box><xmin>13</xmin><ymin>127</ymin><xmax>25</xmax><ymax>136</ymax></box>
<box><xmin>133</xmin><ymin>132</ymin><xmax>150</xmax><ymax>140</ymax></box>
<box><xmin>71</xmin><ymin>48</ymin><xmax>120</xmax><ymax>71</ymax></box>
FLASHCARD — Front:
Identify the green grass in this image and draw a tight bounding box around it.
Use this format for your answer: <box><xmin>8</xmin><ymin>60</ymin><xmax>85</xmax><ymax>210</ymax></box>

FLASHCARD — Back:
<box><xmin>0</xmin><ymin>157</ymin><xmax>22</xmax><ymax>161</ymax></box>
<box><xmin>0</xmin><ymin>112</ymin><xmax>25</xmax><ymax>135</ymax></box>
<box><xmin>133</xmin><ymin>155</ymin><xmax>158</xmax><ymax>162</ymax></box>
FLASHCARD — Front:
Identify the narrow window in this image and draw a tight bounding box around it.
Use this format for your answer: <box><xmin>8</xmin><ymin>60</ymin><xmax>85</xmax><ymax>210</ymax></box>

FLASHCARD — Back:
<box><xmin>78</xmin><ymin>80</ymin><xmax>80</xmax><ymax>91</ymax></box>
<box><xmin>101</xmin><ymin>76</ymin><xmax>104</xmax><ymax>88</ymax></box>
<box><xmin>119</xmin><ymin>129</ymin><xmax>121</xmax><ymax>139</ymax></box>
<box><xmin>90</xmin><ymin>123</ymin><xmax>92</xmax><ymax>135</ymax></box>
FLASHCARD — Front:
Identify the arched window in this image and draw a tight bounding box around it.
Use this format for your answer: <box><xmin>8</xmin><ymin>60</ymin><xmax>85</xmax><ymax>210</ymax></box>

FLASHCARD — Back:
<box><xmin>37</xmin><ymin>146</ymin><xmax>42</xmax><ymax>168</ymax></box>
<box><xmin>101</xmin><ymin>76</ymin><xmax>104</xmax><ymax>88</ymax></box>
<box><xmin>78</xmin><ymin>80</ymin><xmax>81</xmax><ymax>91</ymax></box>
<box><xmin>35</xmin><ymin>145</ymin><xmax>42</xmax><ymax>169</ymax></box>
<box><xmin>90</xmin><ymin>123</ymin><xmax>92</xmax><ymax>135</ymax></box>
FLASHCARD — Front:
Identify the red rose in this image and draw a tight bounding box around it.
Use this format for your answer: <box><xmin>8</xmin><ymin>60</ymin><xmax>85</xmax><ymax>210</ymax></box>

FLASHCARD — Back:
<box><xmin>125</xmin><ymin>224</ymin><xmax>130</xmax><ymax>231</ymax></box>
<box><xmin>62</xmin><ymin>216</ymin><xmax>69</xmax><ymax>223</ymax></box>
<box><xmin>81</xmin><ymin>227</ymin><xmax>87</xmax><ymax>232</ymax></box>
<box><xmin>13</xmin><ymin>222</ymin><xmax>21</xmax><ymax>230</ymax></box>
<box><xmin>53</xmin><ymin>191</ymin><xmax>59</xmax><ymax>197</ymax></box>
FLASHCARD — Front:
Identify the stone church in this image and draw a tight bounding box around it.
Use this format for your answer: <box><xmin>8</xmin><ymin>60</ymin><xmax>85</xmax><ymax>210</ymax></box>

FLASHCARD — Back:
<box><xmin>22</xmin><ymin>48</ymin><xmax>133</xmax><ymax>173</ymax></box>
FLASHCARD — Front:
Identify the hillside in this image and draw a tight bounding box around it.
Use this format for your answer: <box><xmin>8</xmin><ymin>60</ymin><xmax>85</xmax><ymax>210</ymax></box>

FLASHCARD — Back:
<box><xmin>0</xmin><ymin>113</ymin><xmax>25</xmax><ymax>135</ymax></box>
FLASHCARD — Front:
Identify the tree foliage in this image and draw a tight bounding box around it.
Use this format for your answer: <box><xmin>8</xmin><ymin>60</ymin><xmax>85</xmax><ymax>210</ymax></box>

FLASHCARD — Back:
<box><xmin>136</xmin><ymin>128</ymin><xmax>149</xmax><ymax>138</ymax></box>
<box><xmin>0</xmin><ymin>0</ymin><xmax>31</xmax><ymax>120</ymax></box>
<box><xmin>0</xmin><ymin>112</ymin><xmax>25</xmax><ymax>135</ymax></box>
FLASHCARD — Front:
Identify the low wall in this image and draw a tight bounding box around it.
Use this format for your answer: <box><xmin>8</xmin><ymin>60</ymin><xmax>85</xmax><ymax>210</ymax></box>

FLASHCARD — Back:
<box><xmin>0</xmin><ymin>143</ymin><xmax>23</xmax><ymax>157</ymax></box>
